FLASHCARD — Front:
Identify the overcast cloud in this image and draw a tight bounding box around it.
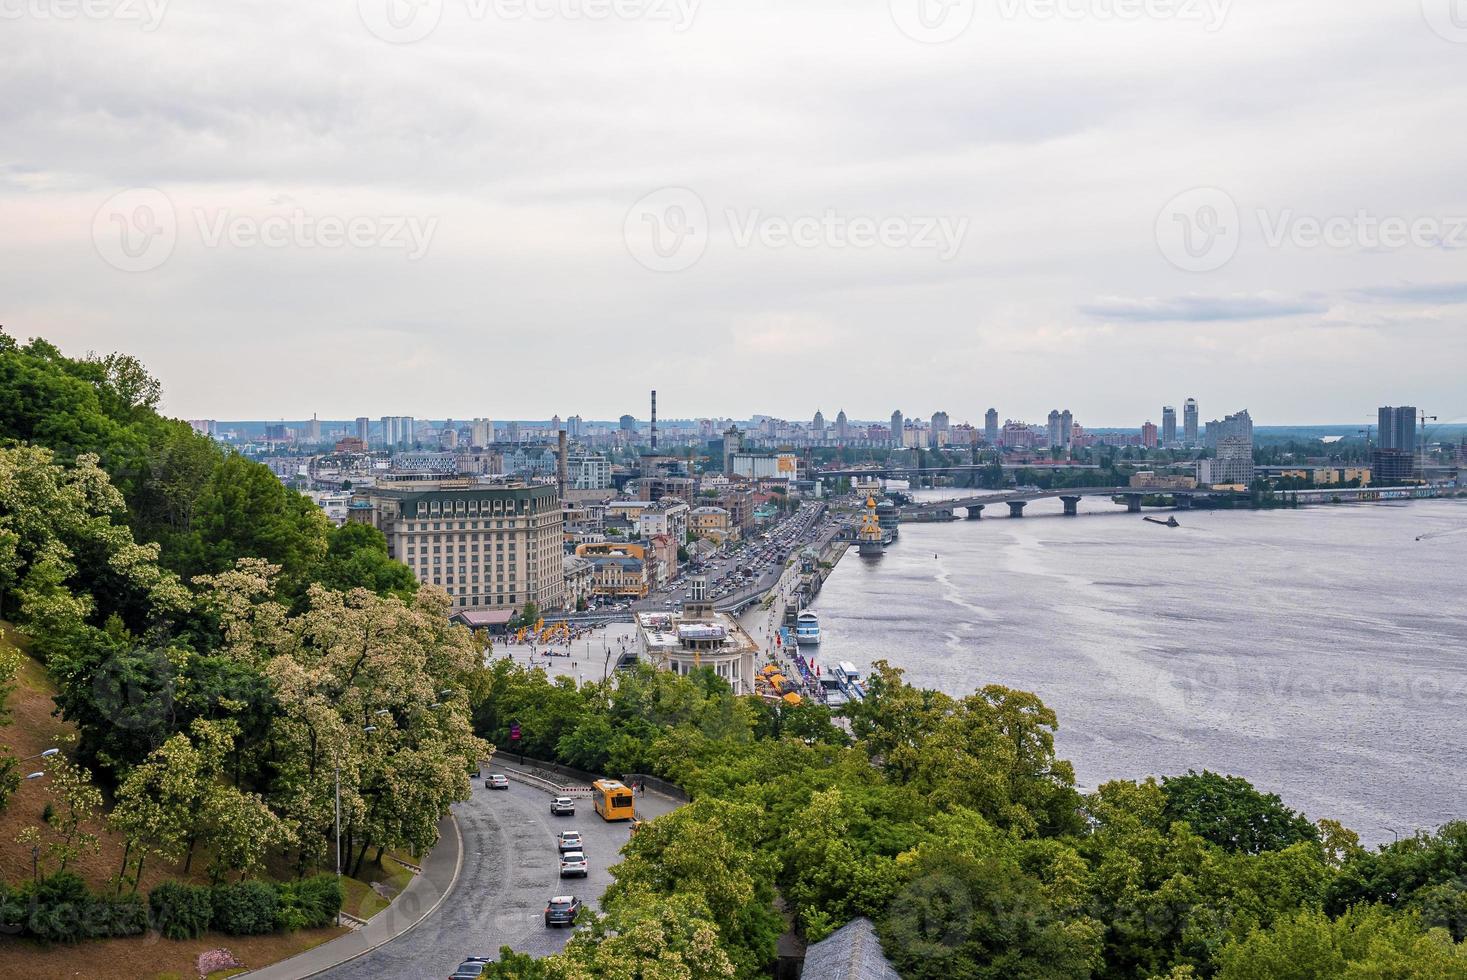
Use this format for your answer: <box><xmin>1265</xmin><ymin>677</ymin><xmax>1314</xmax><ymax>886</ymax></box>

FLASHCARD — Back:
<box><xmin>1</xmin><ymin>0</ymin><xmax>1465</xmax><ymax>426</ymax></box>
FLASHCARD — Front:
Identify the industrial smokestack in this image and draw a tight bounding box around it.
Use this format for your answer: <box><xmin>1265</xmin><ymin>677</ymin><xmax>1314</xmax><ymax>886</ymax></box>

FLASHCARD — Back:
<box><xmin>650</xmin><ymin>389</ymin><xmax>658</xmax><ymax>450</ymax></box>
<box><xmin>557</xmin><ymin>429</ymin><xmax>568</xmax><ymax>498</ymax></box>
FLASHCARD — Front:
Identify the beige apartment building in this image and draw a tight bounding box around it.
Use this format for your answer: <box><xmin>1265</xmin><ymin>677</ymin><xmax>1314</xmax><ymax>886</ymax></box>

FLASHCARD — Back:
<box><xmin>350</xmin><ymin>476</ymin><xmax>566</xmax><ymax>612</ymax></box>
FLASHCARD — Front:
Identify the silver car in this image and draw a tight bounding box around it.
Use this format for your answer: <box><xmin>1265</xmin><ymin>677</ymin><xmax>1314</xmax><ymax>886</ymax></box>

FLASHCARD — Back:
<box><xmin>558</xmin><ymin>850</ymin><xmax>588</xmax><ymax>878</ymax></box>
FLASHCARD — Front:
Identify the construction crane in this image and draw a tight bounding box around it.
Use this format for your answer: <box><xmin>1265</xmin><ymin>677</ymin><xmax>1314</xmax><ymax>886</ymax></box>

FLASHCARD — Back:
<box><xmin>1420</xmin><ymin>412</ymin><xmax>1438</xmax><ymax>482</ymax></box>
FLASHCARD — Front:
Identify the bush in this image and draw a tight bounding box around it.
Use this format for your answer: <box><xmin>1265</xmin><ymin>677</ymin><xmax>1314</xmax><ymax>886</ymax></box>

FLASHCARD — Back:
<box><xmin>0</xmin><ymin>881</ymin><xmax>25</xmax><ymax>935</ymax></box>
<box><xmin>23</xmin><ymin>872</ymin><xmax>90</xmax><ymax>944</ymax></box>
<box><xmin>296</xmin><ymin>875</ymin><xmax>343</xmax><ymax>928</ymax></box>
<box><xmin>84</xmin><ymin>894</ymin><xmax>148</xmax><ymax>939</ymax></box>
<box><xmin>211</xmin><ymin>880</ymin><xmax>279</xmax><ymax>936</ymax></box>
<box><xmin>0</xmin><ymin>874</ymin><xmax>149</xmax><ymax>943</ymax></box>
<box><xmin>149</xmin><ymin>881</ymin><xmax>213</xmax><ymax>941</ymax></box>
<box><xmin>274</xmin><ymin>874</ymin><xmax>342</xmax><ymax>932</ymax></box>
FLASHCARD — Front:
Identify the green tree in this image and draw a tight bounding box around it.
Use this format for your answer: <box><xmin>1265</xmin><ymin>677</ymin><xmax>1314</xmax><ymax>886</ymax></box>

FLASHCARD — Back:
<box><xmin>606</xmin><ymin>798</ymin><xmax>783</xmax><ymax>977</ymax></box>
<box><xmin>181</xmin><ymin>454</ymin><xmax>331</xmax><ymax>597</ymax></box>
<box><xmin>550</xmin><ymin>892</ymin><xmax>737</xmax><ymax>979</ymax></box>
<box><xmin>1161</xmin><ymin>771</ymin><xmax>1319</xmax><ymax>855</ymax></box>
<box><xmin>314</xmin><ymin>522</ymin><xmax>417</xmax><ymax>598</ymax></box>
<box><xmin>1217</xmin><ymin>906</ymin><xmax>1467</xmax><ymax>979</ymax></box>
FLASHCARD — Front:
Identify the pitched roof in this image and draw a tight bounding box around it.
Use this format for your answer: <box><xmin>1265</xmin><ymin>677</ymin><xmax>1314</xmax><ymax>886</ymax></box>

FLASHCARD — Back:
<box><xmin>800</xmin><ymin>918</ymin><xmax>900</xmax><ymax>980</ymax></box>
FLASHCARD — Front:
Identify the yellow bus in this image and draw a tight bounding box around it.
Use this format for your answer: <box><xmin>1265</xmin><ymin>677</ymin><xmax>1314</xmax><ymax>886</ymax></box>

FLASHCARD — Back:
<box><xmin>591</xmin><ymin>779</ymin><xmax>637</xmax><ymax>822</ymax></box>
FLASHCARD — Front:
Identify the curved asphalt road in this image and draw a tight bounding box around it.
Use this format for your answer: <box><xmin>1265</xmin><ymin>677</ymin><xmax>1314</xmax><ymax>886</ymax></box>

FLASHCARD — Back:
<box><xmin>318</xmin><ymin>778</ymin><xmax>676</xmax><ymax>978</ymax></box>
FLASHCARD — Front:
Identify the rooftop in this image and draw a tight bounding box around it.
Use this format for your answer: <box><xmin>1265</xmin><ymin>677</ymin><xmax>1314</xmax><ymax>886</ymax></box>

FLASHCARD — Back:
<box><xmin>800</xmin><ymin>918</ymin><xmax>900</xmax><ymax>980</ymax></box>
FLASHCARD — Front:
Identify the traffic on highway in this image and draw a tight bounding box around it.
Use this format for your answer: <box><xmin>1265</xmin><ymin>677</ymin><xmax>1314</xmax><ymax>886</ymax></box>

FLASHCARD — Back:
<box><xmin>628</xmin><ymin>501</ymin><xmax>837</xmax><ymax>614</ymax></box>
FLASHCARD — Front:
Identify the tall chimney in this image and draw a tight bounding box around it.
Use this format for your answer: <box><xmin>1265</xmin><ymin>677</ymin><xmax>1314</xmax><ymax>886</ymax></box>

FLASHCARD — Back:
<box><xmin>650</xmin><ymin>389</ymin><xmax>658</xmax><ymax>451</ymax></box>
<box><xmin>557</xmin><ymin>429</ymin><xmax>568</xmax><ymax>498</ymax></box>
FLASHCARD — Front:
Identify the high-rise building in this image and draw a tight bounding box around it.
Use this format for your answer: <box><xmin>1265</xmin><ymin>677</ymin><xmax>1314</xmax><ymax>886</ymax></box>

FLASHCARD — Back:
<box><xmin>379</xmin><ymin>416</ymin><xmax>416</xmax><ymax>450</ymax></box>
<box><xmin>835</xmin><ymin>410</ymin><xmax>849</xmax><ymax>442</ymax></box>
<box><xmin>985</xmin><ymin>408</ymin><xmax>999</xmax><ymax>446</ymax></box>
<box><xmin>1047</xmin><ymin>410</ymin><xmax>1063</xmax><ymax>448</ymax></box>
<box><xmin>813</xmin><ymin>410</ymin><xmax>825</xmax><ymax>437</ymax></box>
<box><xmin>567</xmin><ymin>415</ymin><xmax>583</xmax><ymax>439</ymax></box>
<box><xmin>1209</xmin><ymin>409</ymin><xmax>1255</xmax><ymax>486</ymax></box>
<box><xmin>1183</xmin><ymin>398</ymin><xmax>1199</xmax><ymax>446</ymax></box>
<box><xmin>1215</xmin><ymin>409</ymin><xmax>1253</xmax><ymax>445</ymax></box>
<box><xmin>722</xmin><ymin>426</ymin><xmax>742</xmax><ymax>476</ymax></box>
<box><xmin>890</xmin><ymin>410</ymin><xmax>904</xmax><ymax>448</ymax></box>
<box><xmin>471</xmin><ymin>418</ymin><xmax>493</xmax><ymax>448</ymax></box>
<box><xmin>1374</xmin><ymin>406</ymin><xmax>1418</xmax><ymax>483</ymax></box>
<box><xmin>931</xmin><ymin>411</ymin><xmax>950</xmax><ymax>447</ymax></box>
<box><xmin>306</xmin><ymin>414</ymin><xmax>321</xmax><ymax>443</ymax></box>
<box><xmin>619</xmin><ymin>414</ymin><xmax>637</xmax><ymax>433</ymax></box>
<box><xmin>1060</xmin><ymin>410</ymin><xmax>1073</xmax><ymax>449</ymax></box>
<box><xmin>1213</xmin><ymin>437</ymin><xmax>1255</xmax><ymax>486</ymax></box>
<box><xmin>1162</xmin><ymin>406</ymin><xmax>1177</xmax><ymax>447</ymax></box>
<box><xmin>356</xmin><ymin>417</ymin><xmax>370</xmax><ymax>444</ymax></box>
<box><xmin>351</xmin><ymin>479</ymin><xmax>566</xmax><ymax>612</ymax></box>
<box><xmin>1141</xmin><ymin>421</ymin><xmax>1158</xmax><ymax>449</ymax></box>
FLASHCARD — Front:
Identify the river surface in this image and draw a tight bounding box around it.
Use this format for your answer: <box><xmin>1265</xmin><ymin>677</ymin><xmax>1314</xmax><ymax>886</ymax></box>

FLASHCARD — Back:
<box><xmin>810</xmin><ymin>492</ymin><xmax>1467</xmax><ymax>845</ymax></box>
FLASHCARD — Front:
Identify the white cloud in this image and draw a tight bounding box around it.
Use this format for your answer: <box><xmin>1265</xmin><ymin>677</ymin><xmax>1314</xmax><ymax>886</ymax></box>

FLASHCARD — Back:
<box><xmin>0</xmin><ymin>0</ymin><xmax>1464</xmax><ymax>424</ymax></box>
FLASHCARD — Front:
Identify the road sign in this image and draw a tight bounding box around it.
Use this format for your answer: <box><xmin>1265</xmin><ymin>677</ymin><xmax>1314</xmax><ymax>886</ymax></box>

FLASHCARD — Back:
<box><xmin>510</xmin><ymin>722</ymin><xmax>521</xmax><ymax>742</ymax></box>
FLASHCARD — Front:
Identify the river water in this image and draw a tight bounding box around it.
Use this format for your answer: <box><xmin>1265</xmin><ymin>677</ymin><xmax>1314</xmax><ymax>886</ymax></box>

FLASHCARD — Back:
<box><xmin>810</xmin><ymin>492</ymin><xmax>1467</xmax><ymax>844</ymax></box>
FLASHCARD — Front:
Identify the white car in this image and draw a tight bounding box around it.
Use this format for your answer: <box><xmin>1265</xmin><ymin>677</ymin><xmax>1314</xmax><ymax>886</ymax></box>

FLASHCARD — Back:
<box><xmin>559</xmin><ymin>850</ymin><xmax>588</xmax><ymax>878</ymax></box>
<box><xmin>484</xmin><ymin>774</ymin><xmax>510</xmax><ymax>790</ymax></box>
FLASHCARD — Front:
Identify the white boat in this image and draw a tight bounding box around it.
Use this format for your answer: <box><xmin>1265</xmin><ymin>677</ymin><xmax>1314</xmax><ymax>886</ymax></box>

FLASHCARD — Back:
<box><xmin>829</xmin><ymin>661</ymin><xmax>865</xmax><ymax>702</ymax></box>
<box><xmin>795</xmin><ymin>610</ymin><xmax>821</xmax><ymax>645</ymax></box>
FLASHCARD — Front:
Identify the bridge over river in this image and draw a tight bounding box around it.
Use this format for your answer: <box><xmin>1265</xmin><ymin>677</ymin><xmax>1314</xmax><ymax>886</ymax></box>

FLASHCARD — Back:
<box><xmin>901</xmin><ymin>486</ymin><xmax>1245</xmax><ymax>520</ymax></box>
<box><xmin>901</xmin><ymin>483</ymin><xmax>1461</xmax><ymax>521</ymax></box>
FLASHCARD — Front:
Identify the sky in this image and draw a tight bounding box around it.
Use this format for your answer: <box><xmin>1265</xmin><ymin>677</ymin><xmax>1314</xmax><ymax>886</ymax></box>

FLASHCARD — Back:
<box><xmin>2</xmin><ymin>0</ymin><xmax>1466</xmax><ymax>428</ymax></box>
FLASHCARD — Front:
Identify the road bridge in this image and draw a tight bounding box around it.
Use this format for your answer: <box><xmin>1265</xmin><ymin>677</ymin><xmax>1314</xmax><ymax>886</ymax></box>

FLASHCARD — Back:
<box><xmin>900</xmin><ymin>486</ymin><xmax>1244</xmax><ymax>520</ymax></box>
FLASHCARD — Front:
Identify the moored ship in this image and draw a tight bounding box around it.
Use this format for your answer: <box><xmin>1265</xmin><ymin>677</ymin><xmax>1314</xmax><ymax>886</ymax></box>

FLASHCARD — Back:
<box><xmin>796</xmin><ymin>610</ymin><xmax>821</xmax><ymax>645</ymax></box>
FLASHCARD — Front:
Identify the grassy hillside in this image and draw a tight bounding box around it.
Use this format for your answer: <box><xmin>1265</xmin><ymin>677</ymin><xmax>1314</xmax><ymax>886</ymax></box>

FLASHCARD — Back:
<box><xmin>0</xmin><ymin>623</ymin><xmax>349</xmax><ymax>978</ymax></box>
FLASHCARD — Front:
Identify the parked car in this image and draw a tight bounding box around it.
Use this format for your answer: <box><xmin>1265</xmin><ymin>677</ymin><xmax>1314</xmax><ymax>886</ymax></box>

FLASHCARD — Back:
<box><xmin>484</xmin><ymin>774</ymin><xmax>509</xmax><ymax>790</ymax></box>
<box><xmin>450</xmin><ymin>956</ymin><xmax>492</xmax><ymax>979</ymax></box>
<box><xmin>559</xmin><ymin>850</ymin><xmax>588</xmax><ymax>878</ymax></box>
<box><xmin>550</xmin><ymin>796</ymin><xmax>575</xmax><ymax>816</ymax></box>
<box><xmin>556</xmin><ymin>831</ymin><xmax>583</xmax><ymax>853</ymax></box>
<box><xmin>544</xmin><ymin>895</ymin><xmax>583</xmax><ymax>928</ymax></box>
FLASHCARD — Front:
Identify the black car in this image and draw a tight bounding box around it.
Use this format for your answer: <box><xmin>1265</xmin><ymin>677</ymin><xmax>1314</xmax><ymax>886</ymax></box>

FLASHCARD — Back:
<box><xmin>449</xmin><ymin>956</ymin><xmax>492</xmax><ymax>979</ymax></box>
<box><xmin>544</xmin><ymin>895</ymin><xmax>583</xmax><ymax>928</ymax></box>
